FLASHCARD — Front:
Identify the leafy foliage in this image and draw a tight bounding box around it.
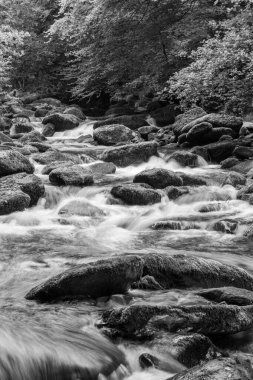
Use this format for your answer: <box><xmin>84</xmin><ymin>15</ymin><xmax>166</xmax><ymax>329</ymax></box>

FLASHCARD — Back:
<box><xmin>49</xmin><ymin>0</ymin><xmax>225</xmax><ymax>97</ymax></box>
<box><xmin>169</xmin><ymin>0</ymin><xmax>253</xmax><ymax>111</ymax></box>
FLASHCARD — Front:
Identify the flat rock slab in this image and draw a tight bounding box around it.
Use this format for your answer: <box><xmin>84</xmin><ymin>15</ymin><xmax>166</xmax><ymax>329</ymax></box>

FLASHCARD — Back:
<box><xmin>196</xmin><ymin>287</ymin><xmax>253</xmax><ymax>306</ymax></box>
<box><xmin>171</xmin><ymin>356</ymin><xmax>253</xmax><ymax>380</ymax></box>
<box><xmin>25</xmin><ymin>256</ymin><xmax>143</xmax><ymax>302</ymax></box>
<box><xmin>99</xmin><ymin>304</ymin><xmax>253</xmax><ymax>339</ymax></box>
<box><xmin>137</xmin><ymin>254</ymin><xmax>253</xmax><ymax>291</ymax></box>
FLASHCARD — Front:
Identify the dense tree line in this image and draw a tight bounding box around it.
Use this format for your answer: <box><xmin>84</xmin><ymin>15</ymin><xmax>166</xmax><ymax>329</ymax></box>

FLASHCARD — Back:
<box><xmin>0</xmin><ymin>0</ymin><xmax>253</xmax><ymax>110</ymax></box>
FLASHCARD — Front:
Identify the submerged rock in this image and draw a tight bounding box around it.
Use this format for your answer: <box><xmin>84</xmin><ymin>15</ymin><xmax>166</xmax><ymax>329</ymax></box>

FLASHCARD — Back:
<box><xmin>111</xmin><ymin>183</ymin><xmax>161</xmax><ymax>205</ymax></box>
<box><xmin>99</xmin><ymin>304</ymin><xmax>253</xmax><ymax>339</ymax></box>
<box><xmin>151</xmin><ymin>221</ymin><xmax>200</xmax><ymax>230</ymax></box>
<box><xmin>0</xmin><ymin>150</ymin><xmax>34</xmax><ymax>177</ymax></box>
<box><xmin>100</xmin><ymin>142</ymin><xmax>158</xmax><ymax>167</ymax></box>
<box><xmin>165</xmin><ymin>186</ymin><xmax>190</xmax><ymax>200</ymax></box>
<box><xmin>196</xmin><ymin>287</ymin><xmax>253</xmax><ymax>306</ymax></box>
<box><xmin>212</xmin><ymin>219</ymin><xmax>238</xmax><ymax>234</ymax></box>
<box><xmin>133</xmin><ymin>168</ymin><xmax>183</xmax><ymax>189</ymax></box>
<box><xmin>58</xmin><ymin>200</ymin><xmax>105</xmax><ymax>217</ymax></box>
<box><xmin>25</xmin><ymin>256</ymin><xmax>143</xmax><ymax>301</ymax></box>
<box><xmin>49</xmin><ymin>166</ymin><xmax>94</xmax><ymax>186</ymax></box>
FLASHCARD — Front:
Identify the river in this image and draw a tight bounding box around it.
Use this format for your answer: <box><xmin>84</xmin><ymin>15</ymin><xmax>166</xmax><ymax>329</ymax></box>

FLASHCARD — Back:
<box><xmin>1</xmin><ymin>118</ymin><xmax>253</xmax><ymax>379</ymax></box>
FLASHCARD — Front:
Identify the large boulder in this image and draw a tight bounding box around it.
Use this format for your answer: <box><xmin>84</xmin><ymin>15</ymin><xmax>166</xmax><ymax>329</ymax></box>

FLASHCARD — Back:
<box><xmin>186</xmin><ymin>122</ymin><xmax>213</xmax><ymax>144</ymax></box>
<box><xmin>25</xmin><ymin>256</ymin><xmax>143</xmax><ymax>301</ymax></box>
<box><xmin>181</xmin><ymin>113</ymin><xmax>243</xmax><ymax>136</ymax></box>
<box><xmin>100</xmin><ymin>142</ymin><xmax>158</xmax><ymax>167</ymax></box>
<box><xmin>111</xmin><ymin>183</ymin><xmax>161</xmax><ymax>205</ymax></box>
<box><xmin>0</xmin><ymin>150</ymin><xmax>34</xmax><ymax>177</ymax></box>
<box><xmin>63</xmin><ymin>106</ymin><xmax>86</xmax><ymax>120</ymax></box>
<box><xmin>133</xmin><ymin>168</ymin><xmax>183</xmax><ymax>189</ymax></box>
<box><xmin>0</xmin><ymin>190</ymin><xmax>30</xmax><ymax>215</ymax></box>
<box><xmin>172</xmin><ymin>107</ymin><xmax>207</xmax><ymax>136</ymax></box>
<box><xmin>233</xmin><ymin>146</ymin><xmax>253</xmax><ymax>159</ymax></box>
<box><xmin>93</xmin><ymin>124</ymin><xmax>139</xmax><ymax>145</ymax></box>
<box><xmin>49</xmin><ymin>166</ymin><xmax>94</xmax><ymax>186</ymax></box>
<box><xmin>136</xmin><ymin>254</ymin><xmax>253</xmax><ymax>290</ymax></box>
<box><xmin>0</xmin><ymin>172</ymin><xmax>44</xmax><ymax>206</ymax></box>
<box><xmin>42</xmin><ymin>113</ymin><xmax>79</xmax><ymax>131</ymax></box>
<box><xmin>32</xmin><ymin>150</ymin><xmax>82</xmax><ymax>165</ymax></box>
<box><xmin>99</xmin><ymin>304</ymin><xmax>253</xmax><ymax>339</ymax></box>
<box><xmin>93</xmin><ymin>115</ymin><xmax>148</xmax><ymax>130</ymax></box>
<box><xmin>191</xmin><ymin>140</ymin><xmax>236</xmax><ymax>162</ymax></box>
<box><xmin>171</xmin><ymin>356</ymin><xmax>253</xmax><ymax>380</ymax></box>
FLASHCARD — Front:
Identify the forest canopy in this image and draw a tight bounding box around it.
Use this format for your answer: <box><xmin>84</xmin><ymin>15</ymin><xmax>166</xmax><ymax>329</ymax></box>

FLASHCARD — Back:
<box><xmin>0</xmin><ymin>0</ymin><xmax>253</xmax><ymax>109</ymax></box>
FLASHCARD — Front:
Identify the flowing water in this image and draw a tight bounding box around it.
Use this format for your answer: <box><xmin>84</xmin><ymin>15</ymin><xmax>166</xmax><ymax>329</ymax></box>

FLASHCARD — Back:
<box><xmin>2</xmin><ymin>119</ymin><xmax>253</xmax><ymax>379</ymax></box>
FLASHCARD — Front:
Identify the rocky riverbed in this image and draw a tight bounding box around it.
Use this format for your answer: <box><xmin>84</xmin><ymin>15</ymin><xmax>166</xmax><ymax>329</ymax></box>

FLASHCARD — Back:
<box><xmin>2</xmin><ymin>93</ymin><xmax>253</xmax><ymax>379</ymax></box>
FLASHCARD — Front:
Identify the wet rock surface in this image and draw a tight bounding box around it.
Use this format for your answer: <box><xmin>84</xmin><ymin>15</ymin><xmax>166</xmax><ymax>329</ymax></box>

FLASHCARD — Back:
<box><xmin>100</xmin><ymin>141</ymin><xmax>158</xmax><ymax>166</ymax></box>
<box><xmin>99</xmin><ymin>303</ymin><xmax>253</xmax><ymax>338</ymax></box>
<box><xmin>0</xmin><ymin>150</ymin><xmax>34</xmax><ymax>176</ymax></box>
<box><xmin>111</xmin><ymin>183</ymin><xmax>161</xmax><ymax>205</ymax></box>
<box><xmin>171</xmin><ymin>356</ymin><xmax>253</xmax><ymax>380</ymax></box>
<box><xmin>26</xmin><ymin>256</ymin><xmax>143</xmax><ymax>301</ymax></box>
<box><xmin>49</xmin><ymin>165</ymin><xmax>94</xmax><ymax>186</ymax></box>
<box><xmin>134</xmin><ymin>168</ymin><xmax>183</xmax><ymax>189</ymax></box>
<box><xmin>3</xmin><ymin>97</ymin><xmax>253</xmax><ymax>380</ymax></box>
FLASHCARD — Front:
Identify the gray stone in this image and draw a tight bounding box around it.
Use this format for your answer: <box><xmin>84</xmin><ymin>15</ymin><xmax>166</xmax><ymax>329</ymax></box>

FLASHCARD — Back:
<box><xmin>133</xmin><ymin>168</ymin><xmax>183</xmax><ymax>189</ymax></box>
<box><xmin>25</xmin><ymin>256</ymin><xmax>143</xmax><ymax>301</ymax></box>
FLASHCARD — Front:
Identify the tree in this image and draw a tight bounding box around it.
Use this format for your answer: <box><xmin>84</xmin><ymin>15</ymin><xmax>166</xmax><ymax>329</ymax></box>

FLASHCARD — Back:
<box><xmin>49</xmin><ymin>0</ymin><xmax>225</xmax><ymax>98</ymax></box>
<box><xmin>168</xmin><ymin>0</ymin><xmax>253</xmax><ymax>112</ymax></box>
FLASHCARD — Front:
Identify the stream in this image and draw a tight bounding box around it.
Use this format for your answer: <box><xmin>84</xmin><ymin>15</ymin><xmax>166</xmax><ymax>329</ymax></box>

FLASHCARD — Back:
<box><xmin>1</xmin><ymin>118</ymin><xmax>253</xmax><ymax>379</ymax></box>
